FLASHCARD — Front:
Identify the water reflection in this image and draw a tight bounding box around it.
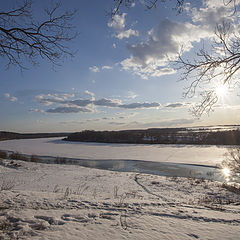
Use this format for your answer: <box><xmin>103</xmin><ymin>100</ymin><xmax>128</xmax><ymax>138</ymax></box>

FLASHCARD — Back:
<box><xmin>3</xmin><ymin>150</ymin><xmax>240</xmax><ymax>183</ymax></box>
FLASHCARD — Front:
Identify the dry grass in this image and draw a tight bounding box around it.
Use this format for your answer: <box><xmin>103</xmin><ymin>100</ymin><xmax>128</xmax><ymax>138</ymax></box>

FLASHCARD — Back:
<box><xmin>0</xmin><ymin>150</ymin><xmax>7</xmax><ymax>159</ymax></box>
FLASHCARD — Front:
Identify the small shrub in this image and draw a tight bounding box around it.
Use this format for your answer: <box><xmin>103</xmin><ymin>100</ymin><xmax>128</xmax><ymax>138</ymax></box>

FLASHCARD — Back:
<box><xmin>113</xmin><ymin>186</ymin><xmax>119</xmax><ymax>198</ymax></box>
<box><xmin>54</xmin><ymin>157</ymin><xmax>67</xmax><ymax>164</ymax></box>
<box><xmin>53</xmin><ymin>184</ymin><xmax>60</xmax><ymax>193</ymax></box>
<box><xmin>64</xmin><ymin>187</ymin><xmax>70</xmax><ymax>199</ymax></box>
<box><xmin>221</xmin><ymin>147</ymin><xmax>240</xmax><ymax>174</ymax></box>
<box><xmin>0</xmin><ymin>150</ymin><xmax>7</xmax><ymax>159</ymax></box>
<box><xmin>30</xmin><ymin>155</ymin><xmax>41</xmax><ymax>162</ymax></box>
<box><xmin>9</xmin><ymin>152</ymin><xmax>28</xmax><ymax>161</ymax></box>
<box><xmin>222</xmin><ymin>183</ymin><xmax>240</xmax><ymax>195</ymax></box>
<box><xmin>0</xmin><ymin>218</ymin><xmax>12</xmax><ymax>233</ymax></box>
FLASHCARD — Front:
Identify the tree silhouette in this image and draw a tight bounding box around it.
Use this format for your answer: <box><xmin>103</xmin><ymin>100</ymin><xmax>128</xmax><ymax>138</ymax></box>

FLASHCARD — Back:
<box><xmin>111</xmin><ymin>0</ymin><xmax>184</xmax><ymax>16</ymax></box>
<box><xmin>111</xmin><ymin>0</ymin><xmax>240</xmax><ymax>116</ymax></box>
<box><xmin>0</xmin><ymin>0</ymin><xmax>77</xmax><ymax>70</ymax></box>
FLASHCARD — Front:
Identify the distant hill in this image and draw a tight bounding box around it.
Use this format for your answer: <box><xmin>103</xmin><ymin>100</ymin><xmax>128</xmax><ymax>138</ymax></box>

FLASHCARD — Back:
<box><xmin>0</xmin><ymin>131</ymin><xmax>70</xmax><ymax>141</ymax></box>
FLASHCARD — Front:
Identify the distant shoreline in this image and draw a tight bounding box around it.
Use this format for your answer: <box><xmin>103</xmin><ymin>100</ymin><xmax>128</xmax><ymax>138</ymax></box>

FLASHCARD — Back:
<box><xmin>64</xmin><ymin>127</ymin><xmax>240</xmax><ymax>146</ymax></box>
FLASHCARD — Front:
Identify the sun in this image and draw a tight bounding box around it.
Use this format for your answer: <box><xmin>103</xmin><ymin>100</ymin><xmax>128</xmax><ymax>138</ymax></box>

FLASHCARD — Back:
<box><xmin>215</xmin><ymin>84</ymin><xmax>227</xmax><ymax>98</ymax></box>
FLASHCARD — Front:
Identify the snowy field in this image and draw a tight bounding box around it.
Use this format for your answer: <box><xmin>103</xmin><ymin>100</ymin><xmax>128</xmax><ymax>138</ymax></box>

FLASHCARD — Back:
<box><xmin>0</xmin><ymin>159</ymin><xmax>240</xmax><ymax>239</ymax></box>
<box><xmin>0</xmin><ymin>137</ymin><xmax>230</xmax><ymax>166</ymax></box>
<box><xmin>1</xmin><ymin>138</ymin><xmax>239</xmax><ymax>239</ymax></box>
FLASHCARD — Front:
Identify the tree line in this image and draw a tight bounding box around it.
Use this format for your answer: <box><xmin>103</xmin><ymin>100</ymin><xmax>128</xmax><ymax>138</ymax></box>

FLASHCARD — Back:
<box><xmin>65</xmin><ymin>128</ymin><xmax>240</xmax><ymax>145</ymax></box>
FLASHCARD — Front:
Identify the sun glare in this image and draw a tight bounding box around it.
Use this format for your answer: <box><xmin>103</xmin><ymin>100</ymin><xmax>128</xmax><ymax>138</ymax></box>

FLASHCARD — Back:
<box><xmin>215</xmin><ymin>84</ymin><xmax>227</xmax><ymax>98</ymax></box>
<box><xmin>222</xmin><ymin>167</ymin><xmax>231</xmax><ymax>177</ymax></box>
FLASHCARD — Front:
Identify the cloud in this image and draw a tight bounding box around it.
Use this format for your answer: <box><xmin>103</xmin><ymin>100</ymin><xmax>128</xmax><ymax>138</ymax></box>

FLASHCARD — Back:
<box><xmin>191</xmin><ymin>1</ymin><xmax>235</xmax><ymax>30</ymax></box>
<box><xmin>108</xmin><ymin>13</ymin><xmax>139</xmax><ymax>39</ymax></box>
<box><xmin>120</xmin><ymin>102</ymin><xmax>160</xmax><ymax>109</ymax></box>
<box><xmin>94</xmin><ymin>98</ymin><xmax>121</xmax><ymax>107</ymax></box>
<box><xmin>89</xmin><ymin>65</ymin><xmax>113</xmax><ymax>73</ymax></box>
<box><xmin>108</xmin><ymin>121</ymin><xmax>125</xmax><ymax>125</ymax></box>
<box><xmin>121</xmin><ymin>18</ymin><xmax>209</xmax><ymax>79</ymax></box>
<box><xmin>116</xmin><ymin>29</ymin><xmax>139</xmax><ymax>39</ymax></box>
<box><xmin>102</xmin><ymin>65</ymin><xmax>112</xmax><ymax>70</ymax></box>
<box><xmin>35</xmin><ymin>93</ymin><xmax>75</xmax><ymax>105</ymax></box>
<box><xmin>108</xmin><ymin>13</ymin><xmax>126</xmax><ymax>30</ymax></box>
<box><xmin>165</xmin><ymin>103</ymin><xmax>185</xmax><ymax>108</ymax></box>
<box><xmin>29</xmin><ymin>108</ymin><xmax>44</xmax><ymax>113</ymax></box>
<box><xmin>89</xmin><ymin>66</ymin><xmax>100</xmax><ymax>72</ymax></box>
<box><xmin>120</xmin><ymin>0</ymin><xmax>238</xmax><ymax>79</ymax></box>
<box><xmin>133</xmin><ymin>118</ymin><xmax>198</xmax><ymax>128</ymax></box>
<box><xmin>37</xmin><ymin>97</ymin><xmax>65</xmax><ymax>106</ymax></box>
<box><xmin>36</xmin><ymin>92</ymin><xmax>191</xmax><ymax>114</ymax></box>
<box><xmin>126</xmin><ymin>91</ymin><xmax>138</xmax><ymax>99</ymax></box>
<box><xmin>36</xmin><ymin>94</ymin><xmax>162</xmax><ymax>113</ymax></box>
<box><xmin>157</xmin><ymin>118</ymin><xmax>197</xmax><ymax>127</ymax></box>
<box><xmin>46</xmin><ymin>107</ymin><xmax>92</xmax><ymax>113</ymax></box>
<box><xmin>4</xmin><ymin>93</ymin><xmax>18</xmax><ymax>102</ymax></box>
<box><xmin>85</xmin><ymin>90</ymin><xmax>95</xmax><ymax>100</ymax></box>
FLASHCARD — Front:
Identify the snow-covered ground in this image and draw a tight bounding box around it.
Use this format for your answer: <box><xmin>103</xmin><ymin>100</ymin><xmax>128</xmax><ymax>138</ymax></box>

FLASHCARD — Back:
<box><xmin>0</xmin><ymin>159</ymin><xmax>240</xmax><ymax>239</ymax></box>
<box><xmin>0</xmin><ymin>138</ymin><xmax>239</xmax><ymax>239</ymax></box>
<box><xmin>0</xmin><ymin>137</ymin><xmax>229</xmax><ymax>166</ymax></box>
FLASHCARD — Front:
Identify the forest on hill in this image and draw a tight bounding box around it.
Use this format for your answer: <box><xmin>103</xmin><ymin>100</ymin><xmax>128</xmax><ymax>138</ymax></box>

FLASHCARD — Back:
<box><xmin>65</xmin><ymin>128</ymin><xmax>240</xmax><ymax>145</ymax></box>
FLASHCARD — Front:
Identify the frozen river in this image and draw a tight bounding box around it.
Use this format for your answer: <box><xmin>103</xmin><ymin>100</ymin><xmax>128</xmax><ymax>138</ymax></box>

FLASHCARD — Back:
<box><xmin>0</xmin><ymin>137</ymin><xmax>230</xmax><ymax>166</ymax></box>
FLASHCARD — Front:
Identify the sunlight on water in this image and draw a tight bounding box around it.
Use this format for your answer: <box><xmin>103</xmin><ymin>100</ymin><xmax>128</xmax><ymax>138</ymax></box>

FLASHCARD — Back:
<box><xmin>222</xmin><ymin>167</ymin><xmax>231</xmax><ymax>182</ymax></box>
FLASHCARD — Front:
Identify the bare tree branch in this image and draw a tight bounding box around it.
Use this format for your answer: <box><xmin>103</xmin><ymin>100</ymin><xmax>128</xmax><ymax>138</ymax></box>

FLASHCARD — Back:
<box><xmin>111</xmin><ymin>0</ymin><xmax>184</xmax><ymax>16</ymax></box>
<box><xmin>177</xmin><ymin>20</ymin><xmax>240</xmax><ymax>116</ymax></box>
<box><xmin>0</xmin><ymin>0</ymin><xmax>77</xmax><ymax>70</ymax></box>
<box><xmin>111</xmin><ymin>0</ymin><xmax>240</xmax><ymax>116</ymax></box>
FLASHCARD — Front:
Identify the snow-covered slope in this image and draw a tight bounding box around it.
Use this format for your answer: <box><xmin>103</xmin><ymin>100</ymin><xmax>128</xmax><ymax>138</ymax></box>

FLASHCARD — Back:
<box><xmin>0</xmin><ymin>159</ymin><xmax>240</xmax><ymax>239</ymax></box>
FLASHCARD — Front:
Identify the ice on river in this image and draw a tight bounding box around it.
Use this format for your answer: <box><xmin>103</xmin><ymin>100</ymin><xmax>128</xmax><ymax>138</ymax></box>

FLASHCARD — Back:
<box><xmin>0</xmin><ymin>137</ymin><xmax>230</xmax><ymax>166</ymax></box>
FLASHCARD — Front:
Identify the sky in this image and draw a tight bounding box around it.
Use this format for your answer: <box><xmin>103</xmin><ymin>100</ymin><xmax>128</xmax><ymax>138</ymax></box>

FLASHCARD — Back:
<box><xmin>1</xmin><ymin>0</ymin><xmax>240</xmax><ymax>133</ymax></box>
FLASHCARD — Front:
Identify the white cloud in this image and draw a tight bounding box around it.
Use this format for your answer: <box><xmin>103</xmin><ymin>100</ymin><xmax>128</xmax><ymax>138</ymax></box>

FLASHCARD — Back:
<box><xmin>126</xmin><ymin>91</ymin><xmax>138</xmax><ymax>99</ymax></box>
<box><xmin>192</xmin><ymin>0</ymin><xmax>236</xmax><ymax>29</ymax></box>
<box><xmin>4</xmin><ymin>93</ymin><xmax>18</xmax><ymax>102</ymax></box>
<box><xmin>10</xmin><ymin>97</ymin><xmax>18</xmax><ymax>102</ymax></box>
<box><xmin>89</xmin><ymin>66</ymin><xmax>100</xmax><ymax>72</ymax></box>
<box><xmin>29</xmin><ymin>108</ymin><xmax>39</xmax><ymax>112</ymax></box>
<box><xmin>116</xmin><ymin>29</ymin><xmax>139</xmax><ymax>39</ymax></box>
<box><xmin>121</xmin><ymin>18</ymin><xmax>210</xmax><ymax>79</ymax></box>
<box><xmin>108</xmin><ymin>13</ymin><xmax>126</xmax><ymax>30</ymax></box>
<box><xmin>102</xmin><ymin>65</ymin><xmax>113</xmax><ymax>70</ymax></box>
<box><xmin>29</xmin><ymin>108</ymin><xmax>45</xmax><ymax>113</ymax></box>
<box><xmin>35</xmin><ymin>93</ymin><xmax>74</xmax><ymax>103</ymax></box>
<box><xmin>120</xmin><ymin>0</ymin><xmax>240</xmax><ymax>79</ymax></box>
<box><xmin>85</xmin><ymin>90</ymin><xmax>95</xmax><ymax>100</ymax></box>
<box><xmin>108</xmin><ymin>13</ymin><xmax>139</xmax><ymax>39</ymax></box>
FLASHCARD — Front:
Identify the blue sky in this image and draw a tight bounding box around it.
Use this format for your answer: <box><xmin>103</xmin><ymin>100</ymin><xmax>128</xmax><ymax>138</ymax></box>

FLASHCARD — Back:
<box><xmin>1</xmin><ymin>0</ymin><xmax>240</xmax><ymax>133</ymax></box>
